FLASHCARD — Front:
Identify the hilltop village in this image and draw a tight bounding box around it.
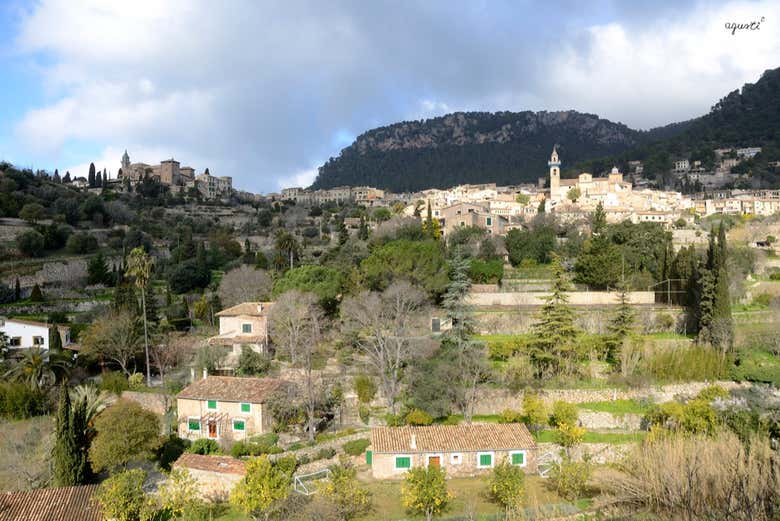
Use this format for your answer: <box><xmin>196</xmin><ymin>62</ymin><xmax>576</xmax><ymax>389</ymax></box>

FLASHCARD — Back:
<box><xmin>0</xmin><ymin>138</ymin><xmax>778</xmax><ymax>521</ymax></box>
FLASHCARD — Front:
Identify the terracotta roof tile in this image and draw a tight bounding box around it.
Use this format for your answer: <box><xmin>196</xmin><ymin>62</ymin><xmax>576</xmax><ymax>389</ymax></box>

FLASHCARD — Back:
<box><xmin>173</xmin><ymin>454</ymin><xmax>247</xmax><ymax>476</ymax></box>
<box><xmin>216</xmin><ymin>302</ymin><xmax>274</xmax><ymax>317</ymax></box>
<box><xmin>177</xmin><ymin>376</ymin><xmax>283</xmax><ymax>403</ymax></box>
<box><xmin>0</xmin><ymin>485</ymin><xmax>100</xmax><ymax>521</ymax></box>
<box><xmin>370</xmin><ymin>424</ymin><xmax>536</xmax><ymax>453</ymax></box>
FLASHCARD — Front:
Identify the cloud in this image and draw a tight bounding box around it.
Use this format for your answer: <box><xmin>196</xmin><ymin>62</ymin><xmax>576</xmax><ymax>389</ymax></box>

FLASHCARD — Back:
<box><xmin>7</xmin><ymin>0</ymin><xmax>780</xmax><ymax>192</ymax></box>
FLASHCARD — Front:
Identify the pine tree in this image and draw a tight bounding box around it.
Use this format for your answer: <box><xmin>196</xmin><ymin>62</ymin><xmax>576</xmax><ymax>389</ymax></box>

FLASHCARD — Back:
<box><xmin>14</xmin><ymin>277</ymin><xmax>20</xmax><ymax>301</ymax></box>
<box><xmin>63</xmin><ymin>171</ymin><xmax>71</xmax><ymax>183</ymax></box>
<box><xmin>53</xmin><ymin>386</ymin><xmax>79</xmax><ymax>485</ymax></box>
<box><xmin>442</xmin><ymin>254</ymin><xmax>476</xmax><ymax>342</ymax></box>
<box><xmin>530</xmin><ymin>254</ymin><xmax>580</xmax><ymax>377</ymax></box>
<box><xmin>53</xmin><ymin>169</ymin><xmax>61</xmax><ymax>183</ymax></box>
<box><xmin>88</xmin><ymin>163</ymin><xmax>96</xmax><ymax>188</ymax></box>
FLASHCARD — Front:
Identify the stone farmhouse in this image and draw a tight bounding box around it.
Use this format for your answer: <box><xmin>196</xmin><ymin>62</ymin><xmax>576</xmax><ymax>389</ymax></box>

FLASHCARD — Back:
<box><xmin>0</xmin><ymin>317</ymin><xmax>71</xmax><ymax>351</ymax></box>
<box><xmin>369</xmin><ymin>423</ymin><xmax>537</xmax><ymax>479</ymax></box>
<box><xmin>177</xmin><ymin>375</ymin><xmax>283</xmax><ymax>443</ymax></box>
<box><xmin>172</xmin><ymin>453</ymin><xmax>246</xmax><ymax>501</ymax></box>
<box><xmin>207</xmin><ymin>302</ymin><xmax>273</xmax><ymax>368</ymax></box>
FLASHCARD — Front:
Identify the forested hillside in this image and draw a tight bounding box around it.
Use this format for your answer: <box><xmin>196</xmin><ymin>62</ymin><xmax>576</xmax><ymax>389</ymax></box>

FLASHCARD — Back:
<box><xmin>312</xmin><ymin>67</ymin><xmax>780</xmax><ymax>191</ymax></box>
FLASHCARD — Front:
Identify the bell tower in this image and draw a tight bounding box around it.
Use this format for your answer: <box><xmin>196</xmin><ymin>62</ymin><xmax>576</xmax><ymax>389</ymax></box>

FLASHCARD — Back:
<box><xmin>548</xmin><ymin>145</ymin><xmax>561</xmax><ymax>201</ymax></box>
<box><xmin>121</xmin><ymin>150</ymin><xmax>131</xmax><ymax>178</ymax></box>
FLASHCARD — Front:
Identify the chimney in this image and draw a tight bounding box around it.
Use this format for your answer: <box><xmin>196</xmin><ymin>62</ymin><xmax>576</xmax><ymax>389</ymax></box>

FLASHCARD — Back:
<box><xmin>257</xmin><ymin>303</ymin><xmax>263</xmax><ymax>313</ymax></box>
<box><xmin>190</xmin><ymin>367</ymin><xmax>195</xmax><ymax>382</ymax></box>
<box><xmin>410</xmin><ymin>434</ymin><xmax>416</xmax><ymax>450</ymax></box>
<box><xmin>202</xmin><ymin>368</ymin><xmax>208</xmax><ymax>380</ymax></box>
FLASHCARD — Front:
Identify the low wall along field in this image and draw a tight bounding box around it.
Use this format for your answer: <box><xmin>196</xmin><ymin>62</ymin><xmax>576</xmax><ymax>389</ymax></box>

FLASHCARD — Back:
<box><xmin>466</xmin><ymin>291</ymin><xmax>656</xmax><ymax>307</ymax></box>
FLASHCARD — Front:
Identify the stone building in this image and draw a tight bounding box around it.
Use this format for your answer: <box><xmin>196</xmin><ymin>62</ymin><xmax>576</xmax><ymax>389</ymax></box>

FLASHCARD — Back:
<box><xmin>177</xmin><ymin>375</ymin><xmax>283</xmax><ymax>443</ymax></box>
<box><xmin>172</xmin><ymin>454</ymin><xmax>246</xmax><ymax>501</ymax></box>
<box><xmin>207</xmin><ymin>302</ymin><xmax>273</xmax><ymax>368</ymax></box>
<box><xmin>369</xmin><ymin>424</ymin><xmax>537</xmax><ymax>479</ymax></box>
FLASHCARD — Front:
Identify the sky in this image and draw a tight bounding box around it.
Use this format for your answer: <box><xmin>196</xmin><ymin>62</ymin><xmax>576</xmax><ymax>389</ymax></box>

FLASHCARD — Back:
<box><xmin>0</xmin><ymin>1</ymin><xmax>778</xmax><ymax>193</ymax></box>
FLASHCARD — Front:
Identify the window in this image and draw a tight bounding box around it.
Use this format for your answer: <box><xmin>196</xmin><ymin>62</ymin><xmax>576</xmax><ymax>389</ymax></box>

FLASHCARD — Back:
<box><xmin>486</xmin><ymin>217</ymin><xmax>492</xmax><ymax>226</ymax></box>
<box><xmin>449</xmin><ymin>453</ymin><xmax>462</xmax><ymax>465</ymax></box>
<box><xmin>33</xmin><ymin>336</ymin><xmax>44</xmax><ymax>345</ymax></box>
<box><xmin>477</xmin><ymin>452</ymin><xmax>494</xmax><ymax>468</ymax></box>
<box><xmin>431</xmin><ymin>318</ymin><xmax>440</xmax><ymax>332</ymax></box>
<box><xmin>242</xmin><ymin>323</ymin><xmax>252</xmax><ymax>334</ymax></box>
<box><xmin>9</xmin><ymin>337</ymin><xmax>21</xmax><ymax>347</ymax></box>
<box><xmin>207</xmin><ymin>400</ymin><xmax>217</xmax><ymax>410</ymax></box>
<box><xmin>394</xmin><ymin>456</ymin><xmax>411</xmax><ymax>470</ymax></box>
<box><xmin>510</xmin><ymin>451</ymin><xmax>526</xmax><ymax>467</ymax></box>
<box><xmin>188</xmin><ymin>418</ymin><xmax>200</xmax><ymax>431</ymax></box>
<box><xmin>241</xmin><ymin>403</ymin><xmax>251</xmax><ymax>413</ymax></box>
<box><xmin>233</xmin><ymin>420</ymin><xmax>245</xmax><ymax>432</ymax></box>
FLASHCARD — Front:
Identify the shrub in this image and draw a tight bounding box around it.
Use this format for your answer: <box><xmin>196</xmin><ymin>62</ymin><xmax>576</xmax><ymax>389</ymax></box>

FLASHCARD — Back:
<box><xmin>127</xmin><ymin>373</ymin><xmax>144</xmax><ymax>390</ymax></box>
<box><xmin>769</xmin><ymin>271</ymin><xmax>780</xmax><ymax>281</ymax></box>
<box><xmin>498</xmin><ymin>409</ymin><xmax>524</xmax><ymax>424</ymax></box>
<box><xmin>502</xmin><ymin>354</ymin><xmax>534</xmax><ymax>392</ymax></box>
<box><xmin>441</xmin><ymin>415</ymin><xmax>461</xmax><ymax>425</ymax></box>
<box><xmin>640</xmin><ymin>345</ymin><xmax>726</xmax><ymax>381</ymax></box>
<box><xmin>469</xmin><ymin>258</ymin><xmax>504</xmax><ymax>284</ymax></box>
<box><xmin>353</xmin><ymin>374</ymin><xmax>377</xmax><ymax>404</ymax></box>
<box><xmin>236</xmin><ymin>346</ymin><xmax>271</xmax><ymax>376</ymax></box>
<box><xmin>384</xmin><ymin>413</ymin><xmax>404</xmax><ymax>427</ymax></box>
<box><xmin>342</xmin><ymin>438</ymin><xmax>370</xmax><ymax>456</ymax></box>
<box><xmin>92</xmin><ymin>469</ymin><xmax>155</xmax><ymax>521</ymax></box>
<box><xmin>548</xmin><ymin>455</ymin><xmax>592</xmax><ymax>501</ymax></box>
<box><xmin>100</xmin><ymin>372</ymin><xmax>129</xmax><ymax>395</ymax></box>
<box><xmin>522</xmin><ymin>393</ymin><xmax>548</xmax><ymax>432</ymax></box>
<box><xmin>16</xmin><ymin>230</ymin><xmax>45</xmax><ymax>257</ymax></box>
<box><xmin>405</xmin><ymin>408</ymin><xmax>433</xmax><ymax>426</ymax></box>
<box><xmin>554</xmin><ymin>423</ymin><xmax>586</xmax><ymax>448</ymax></box>
<box><xmin>489</xmin><ymin>459</ymin><xmax>525</xmax><ymax>510</ymax></box>
<box><xmin>0</xmin><ymin>382</ymin><xmax>48</xmax><ymax>419</ymax></box>
<box><xmin>316</xmin><ymin>447</ymin><xmax>337</xmax><ymax>460</ymax></box>
<box><xmin>155</xmin><ymin>435</ymin><xmax>191</xmax><ymax>471</ymax></box>
<box><xmin>549</xmin><ymin>401</ymin><xmax>578</xmax><ymax>428</ymax></box>
<box><xmin>358</xmin><ymin>404</ymin><xmax>370</xmax><ymax>425</ymax></box>
<box><xmin>696</xmin><ymin>385</ymin><xmax>729</xmax><ymax>402</ymax></box>
<box><xmin>65</xmin><ymin>232</ymin><xmax>98</xmax><ymax>254</ymax></box>
<box><xmin>187</xmin><ymin>439</ymin><xmax>221</xmax><ymax>455</ymax></box>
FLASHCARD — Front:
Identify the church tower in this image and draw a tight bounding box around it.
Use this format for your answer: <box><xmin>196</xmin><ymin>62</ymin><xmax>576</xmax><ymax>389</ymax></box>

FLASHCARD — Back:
<box><xmin>548</xmin><ymin>145</ymin><xmax>561</xmax><ymax>201</ymax></box>
<box><xmin>120</xmin><ymin>150</ymin><xmax>131</xmax><ymax>178</ymax></box>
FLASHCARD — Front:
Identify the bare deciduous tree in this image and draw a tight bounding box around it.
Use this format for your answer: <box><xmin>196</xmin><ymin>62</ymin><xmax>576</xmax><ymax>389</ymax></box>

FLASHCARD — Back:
<box><xmin>269</xmin><ymin>290</ymin><xmax>323</xmax><ymax>441</ymax></box>
<box><xmin>217</xmin><ymin>265</ymin><xmax>273</xmax><ymax>308</ymax></box>
<box><xmin>80</xmin><ymin>310</ymin><xmax>142</xmax><ymax>376</ymax></box>
<box><xmin>341</xmin><ymin>280</ymin><xmax>427</xmax><ymax>414</ymax></box>
<box><xmin>149</xmin><ymin>333</ymin><xmax>190</xmax><ymax>384</ymax></box>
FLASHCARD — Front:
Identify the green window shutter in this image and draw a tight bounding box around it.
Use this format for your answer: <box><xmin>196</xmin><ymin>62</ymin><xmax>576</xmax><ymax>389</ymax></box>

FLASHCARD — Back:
<box><xmin>395</xmin><ymin>456</ymin><xmax>411</xmax><ymax>469</ymax></box>
<box><xmin>479</xmin><ymin>454</ymin><xmax>492</xmax><ymax>467</ymax></box>
<box><xmin>242</xmin><ymin>323</ymin><xmax>252</xmax><ymax>333</ymax></box>
<box><xmin>233</xmin><ymin>420</ymin><xmax>245</xmax><ymax>431</ymax></box>
<box><xmin>241</xmin><ymin>403</ymin><xmax>251</xmax><ymax>413</ymax></box>
<box><xmin>366</xmin><ymin>450</ymin><xmax>373</xmax><ymax>466</ymax></box>
<box><xmin>207</xmin><ymin>400</ymin><xmax>217</xmax><ymax>409</ymax></box>
<box><xmin>512</xmin><ymin>452</ymin><xmax>524</xmax><ymax>465</ymax></box>
<box><xmin>188</xmin><ymin>419</ymin><xmax>200</xmax><ymax>431</ymax></box>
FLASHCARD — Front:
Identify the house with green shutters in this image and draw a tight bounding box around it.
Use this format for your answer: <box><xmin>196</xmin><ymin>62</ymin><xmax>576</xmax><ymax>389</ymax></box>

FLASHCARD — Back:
<box><xmin>177</xmin><ymin>375</ymin><xmax>284</xmax><ymax>442</ymax></box>
<box><xmin>369</xmin><ymin>424</ymin><xmax>537</xmax><ymax>479</ymax></box>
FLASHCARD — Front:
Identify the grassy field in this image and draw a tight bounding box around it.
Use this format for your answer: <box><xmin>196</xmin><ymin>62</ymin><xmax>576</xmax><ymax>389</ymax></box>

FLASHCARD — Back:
<box><xmin>534</xmin><ymin>430</ymin><xmax>646</xmax><ymax>444</ymax></box>
<box><xmin>577</xmin><ymin>399</ymin><xmax>650</xmax><ymax>415</ymax></box>
<box><xmin>0</xmin><ymin>416</ymin><xmax>54</xmax><ymax>492</ymax></box>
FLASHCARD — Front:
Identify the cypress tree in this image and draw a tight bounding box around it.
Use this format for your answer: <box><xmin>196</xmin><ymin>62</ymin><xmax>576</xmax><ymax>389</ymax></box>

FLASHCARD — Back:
<box><xmin>53</xmin><ymin>169</ymin><xmax>61</xmax><ymax>183</ymax></box>
<box><xmin>88</xmin><ymin>163</ymin><xmax>96</xmax><ymax>188</ymax></box>
<box><xmin>358</xmin><ymin>217</ymin><xmax>369</xmax><ymax>241</ymax></box>
<box><xmin>14</xmin><ymin>277</ymin><xmax>20</xmax><ymax>301</ymax></box>
<box><xmin>87</xmin><ymin>253</ymin><xmax>109</xmax><ymax>285</ymax></box>
<box><xmin>63</xmin><ymin>171</ymin><xmax>71</xmax><ymax>183</ymax></box>
<box><xmin>53</xmin><ymin>386</ymin><xmax>79</xmax><ymax>486</ymax></box>
<box><xmin>70</xmin><ymin>397</ymin><xmax>90</xmax><ymax>483</ymax></box>
<box><xmin>30</xmin><ymin>283</ymin><xmax>44</xmax><ymax>302</ymax></box>
<box><xmin>96</xmin><ymin>171</ymin><xmax>103</xmax><ymax>188</ymax></box>
<box><xmin>50</xmin><ymin>326</ymin><xmax>63</xmax><ymax>352</ymax></box>
<box><xmin>607</xmin><ymin>280</ymin><xmax>635</xmax><ymax>363</ymax></box>
<box><xmin>696</xmin><ymin>268</ymin><xmax>716</xmax><ymax>345</ymax></box>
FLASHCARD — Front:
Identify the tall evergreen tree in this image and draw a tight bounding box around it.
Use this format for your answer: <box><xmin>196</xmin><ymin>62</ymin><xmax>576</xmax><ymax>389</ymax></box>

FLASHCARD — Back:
<box><xmin>358</xmin><ymin>217</ymin><xmax>369</xmax><ymax>240</ymax></box>
<box><xmin>87</xmin><ymin>253</ymin><xmax>110</xmax><ymax>285</ymax></box>
<box><xmin>63</xmin><ymin>171</ymin><xmax>71</xmax><ymax>183</ymax></box>
<box><xmin>96</xmin><ymin>171</ymin><xmax>103</xmax><ymax>188</ymax></box>
<box><xmin>50</xmin><ymin>326</ymin><xmax>63</xmax><ymax>352</ymax></box>
<box><xmin>53</xmin><ymin>169</ymin><xmax>61</xmax><ymax>183</ymax></box>
<box><xmin>88</xmin><ymin>163</ymin><xmax>96</xmax><ymax>188</ymax></box>
<box><xmin>53</xmin><ymin>386</ymin><xmax>80</xmax><ymax>485</ymax></box>
<box><xmin>606</xmin><ymin>280</ymin><xmax>635</xmax><ymax>363</ymax></box>
<box><xmin>14</xmin><ymin>277</ymin><xmax>21</xmax><ymax>301</ymax></box>
<box><xmin>530</xmin><ymin>254</ymin><xmax>580</xmax><ymax>377</ymax></box>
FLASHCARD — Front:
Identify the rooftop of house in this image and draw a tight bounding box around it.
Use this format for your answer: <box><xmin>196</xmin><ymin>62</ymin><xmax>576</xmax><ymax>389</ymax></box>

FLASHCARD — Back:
<box><xmin>177</xmin><ymin>376</ymin><xmax>284</xmax><ymax>403</ymax></box>
<box><xmin>0</xmin><ymin>485</ymin><xmax>101</xmax><ymax>521</ymax></box>
<box><xmin>370</xmin><ymin>423</ymin><xmax>536</xmax><ymax>454</ymax></box>
<box><xmin>215</xmin><ymin>302</ymin><xmax>274</xmax><ymax>317</ymax></box>
<box><xmin>0</xmin><ymin>317</ymin><xmax>70</xmax><ymax>332</ymax></box>
<box><xmin>173</xmin><ymin>453</ymin><xmax>247</xmax><ymax>476</ymax></box>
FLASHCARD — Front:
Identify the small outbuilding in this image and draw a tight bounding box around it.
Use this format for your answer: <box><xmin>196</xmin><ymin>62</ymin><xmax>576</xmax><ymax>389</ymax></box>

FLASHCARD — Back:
<box><xmin>172</xmin><ymin>453</ymin><xmax>246</xmax><ymax>501</ymax></box>
<box><xmin>369</xmin><ymin>423</ymin><xmax>537</xmax><ymax>479</ymax></box>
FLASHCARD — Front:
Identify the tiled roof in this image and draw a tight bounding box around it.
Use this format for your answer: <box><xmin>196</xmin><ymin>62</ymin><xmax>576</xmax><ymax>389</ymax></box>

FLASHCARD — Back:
<box><xmin>173</xmin><ymin>453</ymin><xmax>247</xmax><ymax>476</ymax></box>
<box><xmin>216</xmin><ymin>302</ymin><xmax>274</xmax><ymax>317</ymax></box>
<box><xmin>370</xmin><ymin>424</ymin><xmax>536</xmax><ymax>453</ymax></box>
<box><xmin>177</xmin><ymin>376</ymin><xmax>283</xmax><ymax>403</ymax></box>
<box><xmin>0</xmin><ymin>485</ymin><xmax>100</xmax><ymax>521</ymax></box>
<box><xmin>1</xmin><ymin>317</ymin><xmax>70</xmax><ymax>331</ymax></box>
<box><xmin>207</xmin><ymin>334</ymin><xmax>266</xmax><ymax>346</ymax></box>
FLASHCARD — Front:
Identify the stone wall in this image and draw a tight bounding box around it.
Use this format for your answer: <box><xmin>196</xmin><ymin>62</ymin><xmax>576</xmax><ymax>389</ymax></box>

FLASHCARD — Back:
<box><xmin>577</xmin><ymin>411</ymin><xmax>643</xmax><ymax>430</ymax></box>
<box><xmin>471</xmin><ymin>381</ymin><xmax>754</xmax><ymax>416</ymax></box>
<box><xmin>121</xmin><ymin>391</ymin><xmax>172</xmax><ymax>416</ymax></box>
<box><xmin>467</xmin><ymin>291</ymin><xmax>656</xmax><ymax>307</ymax></box>
<box><xmin>538</xmin><ymin>442</ymin><xmax>634</xmax><ymax>465</ymax></box>
<box><xmin>270</xmin><ymin>431</ymin><xmax>369</xmax><ymax>462</ymax></box>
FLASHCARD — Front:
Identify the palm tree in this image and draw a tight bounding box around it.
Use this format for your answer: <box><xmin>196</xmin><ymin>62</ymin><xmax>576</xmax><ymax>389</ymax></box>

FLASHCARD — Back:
<box><xmin>274</xmin><ymin>230</ymin><xmax>299</xmax><ymax>270</ymax></box>
<box><xmin>4</xmin><ymin>348</ymin><xmax>71</xmax><ymax>389</ymax></box>
<box><xmin>126</xmin><ymin>247</ymin><xmax>154</xmax><ymax>386</ymax></box>
<box><xmin>70</xmin><ymin>384</ymin><xmax>110</xmax><ymax>426</ymax></box>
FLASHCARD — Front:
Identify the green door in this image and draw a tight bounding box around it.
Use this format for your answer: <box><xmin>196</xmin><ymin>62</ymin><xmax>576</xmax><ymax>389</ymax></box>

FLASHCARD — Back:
<box><xmin>366</xmin><ymin>450</ymin><xmax>372</xmax><ymax>466</ymax></box>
